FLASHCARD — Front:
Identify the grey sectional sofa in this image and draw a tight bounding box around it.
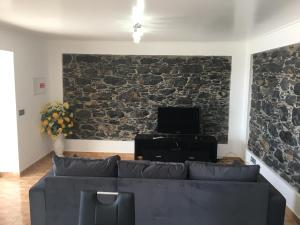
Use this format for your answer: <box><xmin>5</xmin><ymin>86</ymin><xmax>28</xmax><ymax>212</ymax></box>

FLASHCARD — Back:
<box><xmin>29</xmin><ymin>156</ymin><xmax>286</xmax><ymax>225</ymax></box>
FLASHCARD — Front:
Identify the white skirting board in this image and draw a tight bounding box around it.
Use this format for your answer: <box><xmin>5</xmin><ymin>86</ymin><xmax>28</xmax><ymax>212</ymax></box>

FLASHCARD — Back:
<box><xmin>65</xmin><ymin>139</ymin><xmax>240</xmax><ymax>159</ymax></box>
<box><xmin>65</xmin><ymin>139</ymin><xmax>135</xmax><ymax>153</ymax></box>
<box><xmin>245</xmin><ymin>150</ymin><xmax>300</xmax><ymax>218</ymax></box>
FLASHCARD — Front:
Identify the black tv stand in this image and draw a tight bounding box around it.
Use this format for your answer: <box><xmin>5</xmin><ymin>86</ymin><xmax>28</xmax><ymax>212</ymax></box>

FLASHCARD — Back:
<box><xmin>134</xmin><ymin>134</ymin><xmax>217</xmax><ymax>163</ymax></box>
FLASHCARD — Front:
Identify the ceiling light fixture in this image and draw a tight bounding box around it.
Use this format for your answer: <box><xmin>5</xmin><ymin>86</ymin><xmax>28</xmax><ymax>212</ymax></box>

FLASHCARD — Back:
<box><xmin>132</xmin><ymin>0</ymin><xmax>144</xmax><ymax>44</ymax></box>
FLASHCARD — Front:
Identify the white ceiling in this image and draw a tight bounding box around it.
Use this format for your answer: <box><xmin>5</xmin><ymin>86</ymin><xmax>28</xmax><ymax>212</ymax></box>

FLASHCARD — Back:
<box><xmin>0</xmin><ymin>0</ymin><xmax>300</xmax><ymax>41</ymax></box>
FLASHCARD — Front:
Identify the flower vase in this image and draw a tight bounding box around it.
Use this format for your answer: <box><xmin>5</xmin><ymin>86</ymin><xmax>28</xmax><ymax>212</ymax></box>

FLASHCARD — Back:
<box><xmin>53</xmin><ymin>134</ymin><xmax>65</xmax><ymax>156</ymax></box>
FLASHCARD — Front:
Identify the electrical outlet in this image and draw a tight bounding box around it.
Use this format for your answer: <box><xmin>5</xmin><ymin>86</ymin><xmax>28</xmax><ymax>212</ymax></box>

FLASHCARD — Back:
<box><xmin>250</xmin><ymin>156</ymin><xmax>256</xmax><ymax>165</ymax></box>
<box><xmin>18</xmin><ymin>109</ymin><xmax>25</xmax><ymax>116</ymax></box>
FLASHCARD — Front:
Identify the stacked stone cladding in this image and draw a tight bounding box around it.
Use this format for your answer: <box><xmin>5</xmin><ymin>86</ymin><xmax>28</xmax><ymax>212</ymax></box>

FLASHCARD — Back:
<box><xmin>63</xmin><ymin>54</ymin><xmax>231</xmax><ymax>143</ymax></box>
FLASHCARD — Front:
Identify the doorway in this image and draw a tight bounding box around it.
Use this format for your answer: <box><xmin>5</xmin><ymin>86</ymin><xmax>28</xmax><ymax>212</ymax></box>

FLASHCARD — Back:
<box><xmin>0</xmin><ymin>50</ymin><xmax>19</xmax><ymax>173</ymax></box>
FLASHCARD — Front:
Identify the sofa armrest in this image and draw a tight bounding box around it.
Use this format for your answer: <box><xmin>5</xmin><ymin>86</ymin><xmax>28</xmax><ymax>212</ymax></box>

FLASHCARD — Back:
<box><xmin>258</xmin><ymin>174</ymin><xmax>286</xmax><ymax>225</ymax></box>
<box><xmin>29</xmin><ymin>171</ymin><xmax>53</xmax><ymax>225</ymax></box>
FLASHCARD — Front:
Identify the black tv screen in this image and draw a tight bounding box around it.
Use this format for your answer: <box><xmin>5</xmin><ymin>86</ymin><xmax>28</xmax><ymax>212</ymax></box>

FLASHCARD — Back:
<box><xmin>157</xmin><ymin>107</ymin><xmax>200</xmax><ymax>134</ymax></box>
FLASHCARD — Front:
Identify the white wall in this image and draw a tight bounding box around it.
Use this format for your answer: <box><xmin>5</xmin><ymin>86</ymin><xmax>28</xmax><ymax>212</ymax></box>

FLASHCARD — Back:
<box><xmin>0</xmin><ymin>25</ymin><xmax>51</xmax><ymax>172</ymax></box>
<box><xmin>245</xmin><ymin>20</ymin><xmax>300</xmax><ymax>217</ymax></box>
<box><xmin>0</xmin><ymin>50</ymin><xmax>19</xmax><ymax>172</ymax></box>
<box><xmin>248</xmin><ymin>21</ymin><xmax>300</xmax><ymax>54</ymax></box>
<box><xmin>47</xmin><ymin>40</ymin><xmax>249</xmax><ymax>159</ymax></box>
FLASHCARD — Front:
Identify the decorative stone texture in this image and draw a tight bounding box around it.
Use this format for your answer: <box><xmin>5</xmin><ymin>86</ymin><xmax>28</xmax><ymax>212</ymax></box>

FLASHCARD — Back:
<box><xmin>248</xmin><ymin>43</ymin><xmax>300</xmax><ymax>191</ymax></box>
<box><xmin>63</xmin><ymin>54</ymin><xmax>231</xmax><ymax>143</ymax></box>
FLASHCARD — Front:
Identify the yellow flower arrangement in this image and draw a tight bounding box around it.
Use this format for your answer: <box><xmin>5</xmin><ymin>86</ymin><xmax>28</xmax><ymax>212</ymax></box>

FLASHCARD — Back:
<box><xmin>42</xmin><ymin>120</ymin><xmax>49</xmax><ymax>126</ymax></box>
<box><xmin>52</xmin><ymin>112</ymin><xmax>59</xmax><ymax>119</ymax></box>
<box><xmin>40</xmin><ymin>102</ymin><xmax>74</xmax><ymax>139</ymax></box>
<box><xmin>58</xmin><ymin>118</ymin><xmax>64</xmax><ymax>125</ymax></box>
<box><xmin>63</xmin><ymin>102</ymin><xmax>69</xmax><ymax>109</ymax></box>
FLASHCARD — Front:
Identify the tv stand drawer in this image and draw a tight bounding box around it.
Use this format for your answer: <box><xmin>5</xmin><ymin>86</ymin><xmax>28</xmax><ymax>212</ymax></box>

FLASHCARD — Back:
<box><xmin>134</xmin><ymin>134</ymin><xmax>217</xmax><ymax>163</ymax></box>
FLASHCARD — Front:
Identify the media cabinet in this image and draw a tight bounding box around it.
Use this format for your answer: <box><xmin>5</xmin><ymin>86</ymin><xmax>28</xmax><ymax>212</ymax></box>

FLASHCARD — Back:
<box><xmin>134</xmin><ymin>134</ymin><xmax>217</xmax><ymax>162</ymax></box>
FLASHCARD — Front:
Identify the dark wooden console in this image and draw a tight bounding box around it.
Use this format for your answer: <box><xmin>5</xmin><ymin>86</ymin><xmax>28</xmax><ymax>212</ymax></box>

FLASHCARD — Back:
<box><xmin>134</xmin><ymin>134</ymin><xmax>217</xmax><ymax>163</ymax></box>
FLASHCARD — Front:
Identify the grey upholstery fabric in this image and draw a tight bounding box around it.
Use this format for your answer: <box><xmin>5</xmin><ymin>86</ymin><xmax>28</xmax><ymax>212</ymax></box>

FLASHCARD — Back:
<box><xmin>45</xmin><ymin>176</ymin><xmax>117</xmax><ymax>225</ymax></box>
<box><xmin>118</xmin><ymin>160</ymin><xmax>187</xmax><ymax>179</ymax></box>
<box><xmin>52</xmin><ymin>155</ymin><xmax>120</xmax><ymax>177</ymax></box>
<box><xmin>29</xmin><ymin>169</ymin><xmax>285</xmax><ymax>225</ymax></box>
<box><xmin>79</xmin><ymin>191</ymin><xmax>135</xmax><ymax>225</ymax></box>
<box><xmin>187</xmin><ymin>180</ymin><xmax>268</xmax><ymax>225</ymax></box>
<box><xmin>117</xmin><ymin>160</ymin><xmax>150</xmax><ymax>178</ymax></box>
<box><xmin>258</xmin><ymin>175</ymin><xmax>286</xmax><ymax>225</ymax></box>
<box><xmin>29</xmin><ymin>171</ymin><xmax>53</xmax><ymax>225</ymax></box>
<box><xmin>118</xmin><ymin>178</ymin><xmax>269</xmax><ymax>225</ymax></box>
<box><xmin>118</xmin><ymin>178</ymin><xmax>190</xmax><ymax>225</ymax></box>
<box><xmin>186</xmin><ymin>161</ymin><xmax>260</xmax><ymax>181</ymax></box>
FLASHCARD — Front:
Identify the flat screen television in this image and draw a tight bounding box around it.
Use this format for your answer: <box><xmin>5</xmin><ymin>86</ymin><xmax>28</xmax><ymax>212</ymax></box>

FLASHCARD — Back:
<box><xmin>157</xmin><ymin>107</ymin><xmax>201</xmax><ymax>134</ymax></box>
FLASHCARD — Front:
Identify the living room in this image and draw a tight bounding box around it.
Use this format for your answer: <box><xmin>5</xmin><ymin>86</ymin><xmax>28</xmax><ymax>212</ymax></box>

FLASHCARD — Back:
<box><xmin>0</xmin><ymin>0</ymin><xmax>300</xmax><ymax>225</ymax></box>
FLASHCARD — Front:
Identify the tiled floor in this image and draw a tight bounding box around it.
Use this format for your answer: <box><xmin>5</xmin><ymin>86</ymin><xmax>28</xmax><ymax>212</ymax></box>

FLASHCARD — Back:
<box><xmin>0</xmin><ymin>153</ymin><xmax>299</xmax><ymax>225</ymax></box>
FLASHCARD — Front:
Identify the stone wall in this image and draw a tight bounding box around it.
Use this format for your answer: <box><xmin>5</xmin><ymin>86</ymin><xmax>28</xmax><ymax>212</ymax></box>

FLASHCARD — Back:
<box><xmin>248</xmin><ymin>43</ymin><xmax>300</xmax><ymax>190</ymax></box>
<box><xmin>63</xmin><ymin>54</ymin><xmax>231</xmax><ymax>143</ymax></box>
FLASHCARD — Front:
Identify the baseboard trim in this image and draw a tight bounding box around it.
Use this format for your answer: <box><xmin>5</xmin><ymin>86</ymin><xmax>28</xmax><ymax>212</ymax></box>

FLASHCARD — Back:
<box><xmin>64</xmin><ymin>151</ymin><xmax>134</xmax><ymax>160</ymax></box>
<box><xmin>63</xmin><ymin>151</ymin><xmax>244</xmax><ymax>163</ymax></box>
<box><xmin>1</xmin><ymin>151</ymin><xmax>53</xmax><ymax>177</ymax></box>
<box><xmin>0</xmin><ymin>172</ymin><xmax>20</xmax><ymax>178</ymax></box>
<box><xmin>19</xmin><ymin>152</ymin><xmax>54</xmax><ymax>177</ymax></box>
<box><xmin>65</xmin><ymin>139</ymin><xmax>134</xmax><ymax>153</ymax></box>
<box><xmin>286</xmin><ymin>207</ymin><xmax>300</xmax><ymax>224</ymax></box>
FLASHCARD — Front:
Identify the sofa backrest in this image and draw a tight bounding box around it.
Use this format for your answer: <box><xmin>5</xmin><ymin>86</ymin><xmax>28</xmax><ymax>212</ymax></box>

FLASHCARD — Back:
<box><xmin>52</xmin><ymin>155</ymin><xmax>120</xmax><ymax>177</ymax></box>
<box><xmin>45</xmin><ymin>157</ymin><xmax>266</xmax><ymax>225</ymax></box>
<box><xmin>186</xmin><ymin>161</ymin><xmax>260</xmax><ymax>182</ymax></box>
<box><xmin>118</xmin><ymin>178</ymin><xmax>269</xmax><ymax>225</ymax></box>
<box><xmin>45</xmin><ymin>176</ymin><xmax>117</xmax><ymax>225</ymax></box>
<box><xmin>118</xmin><ymin>160</ymin><xmax>187</xmax><ymax>179</ymax></box>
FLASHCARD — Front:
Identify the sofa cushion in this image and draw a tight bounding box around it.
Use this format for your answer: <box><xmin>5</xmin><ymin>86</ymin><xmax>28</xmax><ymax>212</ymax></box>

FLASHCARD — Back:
<box><xmin>118</xmin><ymin>178</ymin><xmax>269</xmax><ymax>225</ymax></box>
<box><xmin>186</xmin><ymin>161</ymin><xmax>260</xmax><ymax>182</ymax></box>
<box><xmin>52</xmin><ymin>155</ymin><xmax>120</xmax><ymax>177</ymax></box>
<box><xmin>118</xmin><ymin>160</ymin><xmax>187</xmax><ymax>179</ymax></box>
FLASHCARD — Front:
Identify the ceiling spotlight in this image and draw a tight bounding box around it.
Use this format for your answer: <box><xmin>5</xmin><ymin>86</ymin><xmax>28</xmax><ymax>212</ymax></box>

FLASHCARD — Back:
<box><xmin>131</xmin><ymin>0</ymin><xmax>145</xmax><ymax>44</ymax></box>
<box><xmin>133</xmin><ymin>23</ymin><xmax>143</xmax><ymax>44</ymax></box>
